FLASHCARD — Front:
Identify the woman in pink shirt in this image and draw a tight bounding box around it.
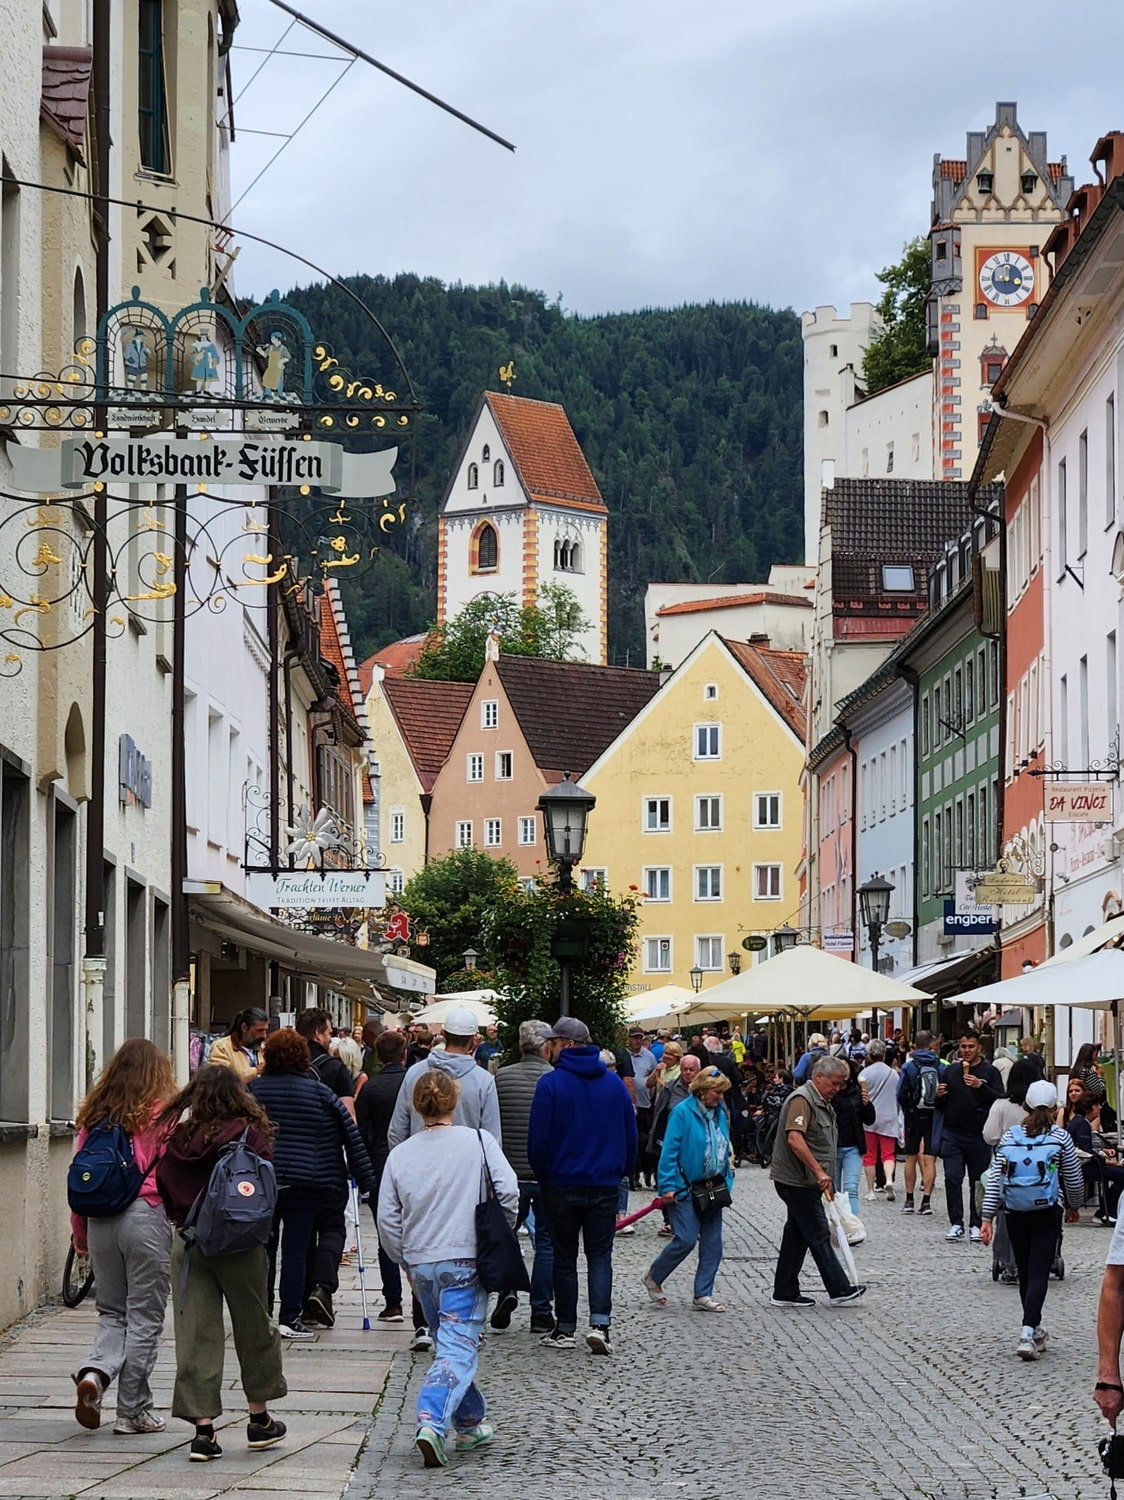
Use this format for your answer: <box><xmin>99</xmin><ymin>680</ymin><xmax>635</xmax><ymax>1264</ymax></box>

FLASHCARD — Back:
<box><xmin>71</xmin><ymin>1039</ymin><xmax>177</xmax><ymax>1435</ymax></box>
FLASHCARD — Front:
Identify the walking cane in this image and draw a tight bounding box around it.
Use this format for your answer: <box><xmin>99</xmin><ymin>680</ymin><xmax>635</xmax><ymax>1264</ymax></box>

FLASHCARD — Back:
<box><xmin>350</xmin><ymin>1178</ymin><xmax>371</xmax><ymax>1331</ymax></box>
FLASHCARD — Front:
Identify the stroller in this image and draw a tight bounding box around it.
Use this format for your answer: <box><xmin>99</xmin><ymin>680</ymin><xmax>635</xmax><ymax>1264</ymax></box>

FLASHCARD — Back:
<box><xmin>989</xmin><ymin>1207</ymin><xmax>1065</xmax><ymax>1282</ymax></box>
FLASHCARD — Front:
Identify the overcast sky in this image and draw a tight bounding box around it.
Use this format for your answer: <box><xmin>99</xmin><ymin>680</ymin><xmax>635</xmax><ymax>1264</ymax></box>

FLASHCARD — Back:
<box><xmin>229</xmin><ymin>0</ymin><xmax>1124</xmax><ymax>319</ymax></box>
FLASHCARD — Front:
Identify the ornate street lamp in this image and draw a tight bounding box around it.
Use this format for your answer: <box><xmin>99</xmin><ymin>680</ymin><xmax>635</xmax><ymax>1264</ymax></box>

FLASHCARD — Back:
<box><xmin>537</xmin><ymin>774</ymin><xmax>597</xmax><ymax>894</ymax></box>
<box><xmin>858</xmin><ymin>873</ymin><xmax>895</xmax><ymax>971</ymax></box>
<box><xmin>727</xmin><ymin>951</ymin><xmax>742</xmax><ymax>976</ymax></box>
<box><xmin>689</xmin><ymin>964</ymin><xmax>704</xmax><ymax>994</ymax></box>
<box><xmin>772</xmin><ymin>925</ymin><xmax>798</xmax><ymax>956</ymax></box>
<box><xmin>462</xmin><ymin>946</ymin><xmax>478</xmax><ymax>972</ymax></box>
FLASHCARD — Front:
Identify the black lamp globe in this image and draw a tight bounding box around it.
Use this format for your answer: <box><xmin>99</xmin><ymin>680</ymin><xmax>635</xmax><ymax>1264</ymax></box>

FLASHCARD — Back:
<box><xmin>537</xmin><ymin>774</ymin><xmax>596</xmax><ymax>891</ymax></box>
<box><xmin>858</xmin><ymin>873</ymin><xmax>895</xmax><ymax>931</ymax></box>
<box><xmin>773</xmin><ymin>925</ymin><xmax>799</xmax><ymax>955</ymax></box>
<box><xmin>689</xmin><ymin>964</ymin><xmax>704</xmax><ymax>994</ymax></box>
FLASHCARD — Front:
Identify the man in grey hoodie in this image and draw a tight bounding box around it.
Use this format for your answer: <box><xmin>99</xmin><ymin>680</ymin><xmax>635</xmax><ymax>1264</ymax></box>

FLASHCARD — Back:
<box><xmin>387</xmin><ymin>1007</ymin><xmax>502</xmax><ymax>1149</ymax></box>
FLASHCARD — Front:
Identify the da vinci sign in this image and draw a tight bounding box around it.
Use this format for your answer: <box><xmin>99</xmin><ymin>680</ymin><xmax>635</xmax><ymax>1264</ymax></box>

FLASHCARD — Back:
<box><xmin>1044</xmin><ymin>782</ymin><xmax>1114</xmax><ymax>824</ymax></box>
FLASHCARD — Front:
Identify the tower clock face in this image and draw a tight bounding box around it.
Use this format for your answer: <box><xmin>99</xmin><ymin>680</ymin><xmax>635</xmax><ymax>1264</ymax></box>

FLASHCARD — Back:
<box><xmin>978</xmin><ymin>251</ymin><xmax>1035</xmax><ymax>307</ymax></box>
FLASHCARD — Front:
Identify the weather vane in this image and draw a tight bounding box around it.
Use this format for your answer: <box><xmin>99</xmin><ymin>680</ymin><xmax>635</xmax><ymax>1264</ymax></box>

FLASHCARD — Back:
<box><xmin>499</xmin><ymin>360</ymin><xmax>516</xmax><ymax>391</ymax></box>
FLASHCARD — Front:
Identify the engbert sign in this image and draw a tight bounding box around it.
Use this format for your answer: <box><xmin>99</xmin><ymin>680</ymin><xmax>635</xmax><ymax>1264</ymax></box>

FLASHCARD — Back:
<box><xmin>1043</xmin><ymin>781</ymin><xmax>1114</xmax><ymax>824</ymax></box>
<box><xmin>248</xmin><ymin>870</ymin><xmax>387</xmax><ymax>911</ymax></box>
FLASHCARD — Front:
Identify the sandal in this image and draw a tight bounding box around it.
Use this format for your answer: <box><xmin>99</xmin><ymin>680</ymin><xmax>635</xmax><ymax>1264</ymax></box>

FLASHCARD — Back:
<box><xmin>692</xmin><ymin>1296</ymin><xmax>726</xmax><ymax>1313</ymax></box>
<box><xmin>641</xmin><ymin>1272</ymin><xmax>667</xmax><ymax>1307</ymax></box>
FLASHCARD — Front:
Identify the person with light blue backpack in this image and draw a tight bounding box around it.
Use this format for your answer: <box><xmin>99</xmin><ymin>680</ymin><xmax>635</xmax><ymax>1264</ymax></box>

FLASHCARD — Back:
<box><xmin>980</xmin><ymin>1078</ymin><xmax>1084</xmax><ymax>1362</ymax></box>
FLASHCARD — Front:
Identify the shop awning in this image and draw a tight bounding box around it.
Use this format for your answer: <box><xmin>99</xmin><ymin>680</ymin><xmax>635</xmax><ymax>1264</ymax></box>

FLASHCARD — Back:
<box><xmin>894</xmin><ymin>945</ymin><xmax>998</xmax><ymax>997</ymax></box>
<box><xmin>186</xmin><ymin>882</ymin><xmax>436</xmax><ymax>997</ymax></box>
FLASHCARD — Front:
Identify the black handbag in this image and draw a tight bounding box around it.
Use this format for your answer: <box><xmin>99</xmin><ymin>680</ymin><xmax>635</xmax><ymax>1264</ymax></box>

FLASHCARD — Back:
<box><xmin>473</xmin><ymin>1130</ymin><xmax>530</xmax><ymax>1293</ymax></box>
<box><xmin>689</xmin><ymin>1173</ymin><xmax>732</xmax><ymax>1214</ymax></box>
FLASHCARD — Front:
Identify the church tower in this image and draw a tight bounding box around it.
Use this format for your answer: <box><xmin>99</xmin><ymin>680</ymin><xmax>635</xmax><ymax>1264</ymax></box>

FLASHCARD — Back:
<box><xmin>928</xmin><ymin>102</ymin><xmax>1072</xmax><ymax>479</ymax></box>
<box><xmin>436</xmin><ymin>392</ymin><xmax>608</xmax><ymax>664</ymax></box>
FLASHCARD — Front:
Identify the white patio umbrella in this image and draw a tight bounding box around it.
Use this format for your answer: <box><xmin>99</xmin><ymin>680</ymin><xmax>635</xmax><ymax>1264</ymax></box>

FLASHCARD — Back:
<box><xmin>1038</xmin><ymin>915</ymin><xmax>1124</xmax><ymax>969</ymax></box>
<box><xmin>684</xmin><ymin>944</ymin><xmax>931</xmax><ymax>1023</ymax></box>
<box><xmin>625</xmin><ymin>984</ymin><xmax>696</xmax><ymax>1021</ymax></box>
<box><xmin>419</xmin><ymin>994</ymin><xmax>497</xmax><ymax>1030</ymax></box>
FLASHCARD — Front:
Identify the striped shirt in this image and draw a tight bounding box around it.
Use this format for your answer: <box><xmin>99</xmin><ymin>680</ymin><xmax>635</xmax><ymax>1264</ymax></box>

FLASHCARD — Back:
<box><xmin>981</xmin><ymin>1124</ymin><xmax>1083</xmax><ymax>1220</ymax></box>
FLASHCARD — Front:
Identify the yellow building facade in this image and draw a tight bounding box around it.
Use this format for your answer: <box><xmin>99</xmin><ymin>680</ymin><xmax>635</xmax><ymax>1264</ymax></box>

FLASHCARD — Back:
<box><xmin>582</xmin><ymin>633</ymin><xmax>806</xmax><ymax>996</ymax></box>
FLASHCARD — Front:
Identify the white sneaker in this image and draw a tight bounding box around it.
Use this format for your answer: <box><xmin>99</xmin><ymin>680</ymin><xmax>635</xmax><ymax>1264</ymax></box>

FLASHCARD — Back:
<box><xmin>1016</xmin><ymin>1335</ymin><xmax>1040</xmax><ymax>1361</ymax></box>
<box><xmin>945</xmin><ymin>1224</ymin><xmax>965</xmax><ymax>1240</ymax></box>
<box><xmin>969</xmin><ymin>1225</ymin><xmax>983</xmax><ymax>1242</ymax></box>
<box><xmin>1033</xmin><ymin>1327</ymin><xmax>1049</xmax><ymax>1352</ymax></box>
<box><xmin>864</xmin><ymin>1190</ymin><xmax>879</xmax><ymax>1202</ymax></box>
<box><xmin>114</xmin><ymin>1410</ymin><xmax>166</xmax><ymax>1434</ymax></box>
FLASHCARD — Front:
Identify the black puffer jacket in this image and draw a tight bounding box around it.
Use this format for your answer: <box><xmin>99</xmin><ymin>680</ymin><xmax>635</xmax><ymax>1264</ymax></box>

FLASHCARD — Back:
<box><xmin>832</xmin><ymin>1079</ymin><xmax>876</xmax><ymax>1152</ymax></box>
<box><xmin>249</xmin><ymin>1072</ymin><xmax>376</xmax><ymax>1195</ymax></box>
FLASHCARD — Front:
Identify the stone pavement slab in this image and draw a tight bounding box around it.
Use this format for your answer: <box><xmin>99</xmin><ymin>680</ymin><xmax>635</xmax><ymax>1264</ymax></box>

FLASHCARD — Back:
<box><xmin>348</xmin><ymin>1168</ymin><xmax>1115</xmax><ymax>1500</ymax></box>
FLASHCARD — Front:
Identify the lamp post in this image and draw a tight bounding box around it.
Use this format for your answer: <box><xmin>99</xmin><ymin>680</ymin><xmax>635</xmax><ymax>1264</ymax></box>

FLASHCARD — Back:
<box><xmin>772</xmin><ymin>925</ymin><xmax>798</xmax><ymax>957</ymax></box>
<box><xmin>727</xmin><ymin>951</ymin><xmax>742</xmax><ymax>976</ymax></box>
<box><xmin>859</xmin><ymin>872</ymin><xmax>895</xmax><ymax>1036</ymax></box>
<box><xmin>537</xmin><ymin>774</ymin><xmax>596</xmax><ymax>1014</ymax></box>
<box><xmin>462</xmin><ymin>946</ymin><xmax>478</xmax><ymax>973</ymax></box>
<box><xmin>689</xmin><ymin>964</ymin><xmax>704</xmax><ymax>994</ymax></box>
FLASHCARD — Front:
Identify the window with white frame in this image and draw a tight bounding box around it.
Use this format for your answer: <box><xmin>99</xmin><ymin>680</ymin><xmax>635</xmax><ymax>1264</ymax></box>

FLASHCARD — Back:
<box><xmin>695</xmin><ymin>795</ymin><xmax>722</xmax><ymax>831</ymax></box>
<box><xmin>456</xmin><ymin>820</ymin><xmax>473</xmax><ymax>848</ymax></box>
<box><xmin>644</xmin><ymin>936</ymin><xmax>672</xmax><ymax>972</ymax></box>
<box><xmin>754</xmin><ymin>792</ymin><xmax>781</xmax><ymax>829</ymax></box>
<box><xmin>754</xmin><ymin>863</ymin><xmax>782</xmax><ymax>900</ymax></box>
<box><xmin>467</xmin><ymin>752</ymin><xmax>484</xmax><ymax>782</ymax></box>
<box><xmin>704</xmin><ymin>683</ymin><xmax>718</xmax><ymax>700</ymax></box>
<box><xmin>481</xmin><ymin>699</ymin><xmax>499</xmax><ymax>730</ymax></box>
<box><xmin>581</xmin><ymin>868</ymin><xmax>607</xmax><ymax>891</ymax></box>
<box><xmin>518</xmin><ymin>815</ymin><xmax>536</xmax><ymax>845</ymax></box>
<box><xmin>388</xmin><ymin>869</ymin><xmax>404</xmax><ymax>895</ymax></box>
<box><xmin>643</xmin><ymin>866</ymin><xmax>671</xmax><ymax>902</ymax></box>
<box><xmin>644</xmin><ymin>797</ymin><xmax>671</xmax><ymax>832</ymax></box>
<box><xmin>389</xmin><ymin>808</ymin><xmax>405</xmax><ymax>844</ymax></box>
<box><xmin>694</xmin><ymin>723</ymin><xmax>721</xmax><ymax>759</ymax></box>
<box><xmin>495</xmin><ymin>751</ymin><xmax>513</xmax><ymax>780</ymax></box>
<box><xmin>484</xmin><ymin>818</ymin><xmax>502</xmax><ymax>847</ymax></box>
<box><xmin>695</xmin><ymin>865</ymin><xmax>722</xmax><ymax>901</ymax></box>
<box><xmin>696</xmin><ymin>935</ymin><xmax>724</xmax><ymax>970</ymax></box>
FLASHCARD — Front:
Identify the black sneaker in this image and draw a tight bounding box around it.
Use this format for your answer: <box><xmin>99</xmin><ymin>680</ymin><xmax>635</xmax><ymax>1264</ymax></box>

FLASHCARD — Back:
<box><xmin>304</xmin><ymin>1286</ymin><xmax>335</xmax><ymax>1328</ymax></box>
<box><xmin>770</xmin><ymin>1293</ymin><xmax>816</xmax><ymax>1308</ymax></box>
<box><xmin>189</xmin><ymin>1433</ymin><xmax>223</xmax><ymax>1462</ymax></box>
<box><xmin>409</xmin><ymin>1327</ymin><xmax>434</xmax><ymax>1353</ymax></box>
<box><xmin>918</xmin><ymin>1198</ymin><xmax>933</xmax><ymax>1216</ymax></box>
<box><xmin>278</xmin><ymin>1318</ymin><xmax>316</xmax><ymax>1341</ymax></box>
<box><xmin>529</xmin><ymin>1315</ymin><xmax>554</xmax><ymax>1334</ymax></box>
<box><xmin>901</xmin><ymin>1197</ymin><xmax>916</xmax><ymax>1214</ymax></box>
<box><xmin>489</xmin><ymin>1290</ymin><xmax>518</xmax><ymax>1332</ymax></box>
<box><xmin>247</xmin><ymin>1416</ymin><xmax>287</xmax><ymax>1450</ymax></box>
<box><xmin>828</xmin><ymin>1284</ymin><xmax>867</xmax><ymax>1306</ymax></box>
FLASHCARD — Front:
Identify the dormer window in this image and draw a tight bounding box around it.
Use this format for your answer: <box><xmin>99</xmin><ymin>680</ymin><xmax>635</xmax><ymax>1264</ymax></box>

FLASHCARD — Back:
<box><xmin>482</xmin><ymin>444</ymin><xmax>490</xmax><ymax>462</ymax></box>
<box><xmin>977</xmin><ymin>170</ymin><xmax>994</xmax><ymax>194</ymax></box>
<box><xmin>467</xmin><ymin>463</ymin><xmax>479</xmax><ymax>490</ymax></box>
<box><xmin>882</xmin><ymin>565</ymin><xmax>915</xmax><ymax>592</ymax></box>
<box><xmin>494</xmin><ymin>459</ymin><xmax>505</xmax><ymax>487</ymax></box>
<box><xmin>1021</xmin><ymin>172</ymin><xmax>1038</xmax><ymax>195</ymax></box>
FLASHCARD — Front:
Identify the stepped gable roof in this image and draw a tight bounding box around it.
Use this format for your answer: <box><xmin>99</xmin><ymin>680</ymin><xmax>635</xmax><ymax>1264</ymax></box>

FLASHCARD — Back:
<box><xmin>723</xmin><ymin>639</ymin><xmax>806</xmax><ymax>739</ymax></box>
<box><xmin>495</xmin><ymin>655</ymin><xmax>660</xmax><ymax>778</ymax></box>
<box><xmin>485</xmin><ymin>392</ymin><xmax>607</xmax><ymax>514</ymax></box>
<box><xmin>656</xmin><ymin>592</ymin><xmax>812</xmax><ymax>618</ymax></box>
<box><xmin>357</xmin><ymin>633</ymin><xmax>429</xmax><ymax>696</ymax></box>
<box><xmin>382</xmin><ymin>678</ymin><xmax>473</xmax><ymax>792</ymax></box>
<box><xmin>41</xmin><ymin>46</ymin><xmax>93</xmax><ymax>160</ymax></box>
<box><xmin>823</xmin><ymin>479</ymin><xmax>994</xmax><ymax>615</ymax></box>
<box><xmin>318</xmin><ymin>581</ymin><xmax>364</xmax><ymax>725</ymax></box>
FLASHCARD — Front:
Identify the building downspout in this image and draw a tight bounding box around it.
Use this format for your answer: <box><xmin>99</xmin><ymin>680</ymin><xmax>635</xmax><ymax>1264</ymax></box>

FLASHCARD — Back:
<box><xmin>170</xmin><ymin>484</ymin><xmax>189</xmax><ymax>1080</ymax></box>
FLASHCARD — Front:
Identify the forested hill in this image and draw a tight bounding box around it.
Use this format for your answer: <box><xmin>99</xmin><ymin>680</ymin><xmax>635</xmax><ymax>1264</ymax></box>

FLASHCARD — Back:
<box><xmin>285</xmin><ymin>274</ymin><xmax>804</xmax><ymax>666</ymax></box>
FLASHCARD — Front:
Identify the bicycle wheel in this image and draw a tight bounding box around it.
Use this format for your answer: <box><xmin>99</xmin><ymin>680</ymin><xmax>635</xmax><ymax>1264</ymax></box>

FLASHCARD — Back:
<box><xmin>62</xmin><ymin>1244</ymin><xmax>95</xmax><ymax>1307</ymax></box>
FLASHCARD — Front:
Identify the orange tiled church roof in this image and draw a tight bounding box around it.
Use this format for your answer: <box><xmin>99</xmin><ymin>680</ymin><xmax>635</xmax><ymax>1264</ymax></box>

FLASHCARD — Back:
<box><xmin>485</xmin><ymin>393</ymin><xmax>607</xmax><ymax>513</ymax></box>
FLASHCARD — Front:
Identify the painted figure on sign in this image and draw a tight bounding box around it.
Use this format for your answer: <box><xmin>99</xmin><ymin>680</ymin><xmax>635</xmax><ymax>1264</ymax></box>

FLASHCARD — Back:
<box><xmin>190</xmin><ymin>328</ymin><xmax>221</xmax><ymax>395</ymax></box>
<box><xmin>122</xmin><ymin>328</ymin><xmax>150</xmax><ymax>393</ymax></box>
<box><xmin>256</xmin><ymin>331</ymin><xmax>291</xmax><ymax>400</ymax></box>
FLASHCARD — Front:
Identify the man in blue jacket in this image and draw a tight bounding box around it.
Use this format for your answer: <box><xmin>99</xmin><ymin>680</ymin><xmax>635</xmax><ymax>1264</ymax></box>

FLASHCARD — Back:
<box><xmin>528</xmin><ymin>1017</ymin><xmax>637</xmax><ymax>1357</ymax></box>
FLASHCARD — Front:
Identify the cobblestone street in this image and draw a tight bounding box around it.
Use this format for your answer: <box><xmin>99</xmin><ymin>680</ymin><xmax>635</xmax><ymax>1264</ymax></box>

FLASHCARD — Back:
<box><xmin>351</xmin><ymin>1166</ymin><xmax>1113</xmax><ymax>1500</ymax></box>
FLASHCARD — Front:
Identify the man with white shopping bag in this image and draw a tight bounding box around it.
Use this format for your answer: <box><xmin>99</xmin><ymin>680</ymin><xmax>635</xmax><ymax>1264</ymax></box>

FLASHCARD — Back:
<box><xmin>768</xmin><ymin>1055</ymin><xmax>866</xmax><ymax>1309</ymax></box>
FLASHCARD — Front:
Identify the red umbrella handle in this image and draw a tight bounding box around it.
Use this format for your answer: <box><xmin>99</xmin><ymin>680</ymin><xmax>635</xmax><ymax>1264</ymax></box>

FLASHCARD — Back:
<box><xmin>615</xmin><ymin>1195</ymin><xmax>666</xmax><ymax>1229</ymax></box>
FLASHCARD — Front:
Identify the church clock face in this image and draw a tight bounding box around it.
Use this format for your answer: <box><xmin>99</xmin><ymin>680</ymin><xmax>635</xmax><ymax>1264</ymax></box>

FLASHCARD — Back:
<box><xmin>978</xmin><ymin>250</ymin><xmax>1035</xmax><ymax>308</ymax></box>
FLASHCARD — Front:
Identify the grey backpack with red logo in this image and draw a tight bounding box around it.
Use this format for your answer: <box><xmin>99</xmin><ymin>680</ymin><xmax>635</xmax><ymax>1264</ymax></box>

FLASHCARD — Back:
<box><xmin>184</xmin><ymin>1128</ymin><xmax>276</xmax><ymax>1258</ymax></box>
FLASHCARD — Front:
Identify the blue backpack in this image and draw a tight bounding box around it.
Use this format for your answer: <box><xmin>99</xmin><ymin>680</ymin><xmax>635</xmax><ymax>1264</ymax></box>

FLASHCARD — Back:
<box><xmin>178</xmin><ymin>1128</ymin><xmax>276</xmax><ymax>1308</ymax></box>
<box><xmin>67</xmin><ymin>1122</ymin><xmax>147</xmax><ymax>1218</ymax></box>
<box><xmin>998</xmin><ymin>1125</ymin><xmax>1062</xmax><ymax>1212</ymax></box>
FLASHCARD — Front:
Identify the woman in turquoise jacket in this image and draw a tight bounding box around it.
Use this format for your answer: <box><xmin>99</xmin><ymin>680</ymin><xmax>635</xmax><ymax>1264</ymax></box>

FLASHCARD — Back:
<box><xmin>641</xmin><ymin>1066</ymin><xmax>733</xmax><ymax>1312</ymax></box>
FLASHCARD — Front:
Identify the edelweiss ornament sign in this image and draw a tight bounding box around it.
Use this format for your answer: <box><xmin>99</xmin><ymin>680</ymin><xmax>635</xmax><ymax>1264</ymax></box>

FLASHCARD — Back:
<box><xmin>8</xmin><ymin>436</ymin><xmax>398</xmax><ymax>499</ymax></box>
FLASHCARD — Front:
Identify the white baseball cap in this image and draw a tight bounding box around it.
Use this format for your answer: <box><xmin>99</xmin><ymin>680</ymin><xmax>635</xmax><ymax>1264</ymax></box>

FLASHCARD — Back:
<box><xmin>1025</xmin><ymin>1079</ymin><xmax>1058</xmax><ymax>1110</ymax></box>
<box><xmin>442</xmin><ymin>1006</ymin><xmax>481</xmax><ymax>1039</ymax></box>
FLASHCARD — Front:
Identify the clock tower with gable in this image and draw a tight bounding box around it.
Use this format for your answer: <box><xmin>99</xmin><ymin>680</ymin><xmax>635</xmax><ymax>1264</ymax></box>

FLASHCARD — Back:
<box><xmin>928</xmin><ymin>102</ymin><xmax>1073</xmax><ymax>479</ymax></box>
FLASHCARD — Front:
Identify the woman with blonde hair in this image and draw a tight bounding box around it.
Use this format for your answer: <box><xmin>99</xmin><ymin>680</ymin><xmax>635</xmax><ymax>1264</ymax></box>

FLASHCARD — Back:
<box><xmin>70</xmin><ymin>1038</ymin><xmax>177</xmax><ymax>1434</ymax></box>
<box><xmin>642</xmin><ymin>1064</ymin><xmax>733</xmax><ymax>1312</ymax></box>
<box><xmin>378</xmin><ymin>1068</ymin><xmax>518</xmax><ymax>1469</ymax></box>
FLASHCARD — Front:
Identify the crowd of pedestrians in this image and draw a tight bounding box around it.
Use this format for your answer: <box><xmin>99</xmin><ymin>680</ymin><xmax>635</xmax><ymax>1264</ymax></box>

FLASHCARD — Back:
<box><xmin>65</xmin><ymin>1004</ymin><xmax>1124</xmax><ymax>1472</ymax></box>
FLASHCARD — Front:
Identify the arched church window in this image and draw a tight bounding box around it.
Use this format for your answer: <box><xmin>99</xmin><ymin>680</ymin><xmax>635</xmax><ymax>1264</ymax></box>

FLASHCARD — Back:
<box><xmin>467</xmin><ymin>463</ymin><xmax>479</xmax><ymax>490</ymax></box>
<box><xmin>494</xmin><ymin>460</ymin><xmax>505</xmax><ymax>487</ymax></box>
<box><xmin>482</xmin><ymin>444</ymin><xmax>490</xmax><ymax>462</ymax></box>
<box><xmin>475</xmin><ymin>522</ymin><xmax>498</xmax><ymax>572</ymax></box>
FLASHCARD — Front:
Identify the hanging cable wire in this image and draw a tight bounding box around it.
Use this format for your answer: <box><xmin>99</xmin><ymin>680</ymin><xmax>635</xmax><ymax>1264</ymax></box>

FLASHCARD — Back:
<box><xmin>227</xmin><ymin>16</ymin><xmax>297</xmax><ymax>115</ymax></box>
<box><xmin>230</xmin><ymin>55</ymin><xmax>357</xmax><ymax>214</ymax></box>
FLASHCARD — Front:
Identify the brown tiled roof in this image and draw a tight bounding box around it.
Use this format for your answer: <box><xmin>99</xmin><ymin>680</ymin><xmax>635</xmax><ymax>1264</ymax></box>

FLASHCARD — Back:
<box><xmin>496</xmin><ymin>655</ymin><xmax>660</xmax><ymax>777</ymax></box>
<box><xmin>357</xmin><ymin>634</ymin><xmax>429</xmax><ymax>697</ymax></box>
<box><xmin>657</xmin><ymin>592</ymin><xmax>812</xmax><ymax>618</ymax></box>
<box><xmin>382</xmin><ymin>678</ymin><xmax>474</xmax><ymax>792</ymax></box>
<box><xmin>485</xmin><ymin>393</ymin><xmax>607</xmax><ymax>512</ymax></box>
<box><xmin>41</xmin><ymin>46</ymin><xmax>92</xmax><ymax>160</ymax></box>
<box><xmin>938</xmin><ymin>158</ymin><xmax>1064</xmax><ymax>185</ymax></box>
<box><xmin>823</xmin><ymin>479</ymin><xmax>999</xmax><ymax>610</ymax></box>
<box><xmin>723</xmin><ymin>639</ymin><xmax>806</xmax><ymax>739</ymax></box>
<box><xmin>317</xmin><ymin>580</ymin><xmax>365</xmax><ymax>733</ymax></box>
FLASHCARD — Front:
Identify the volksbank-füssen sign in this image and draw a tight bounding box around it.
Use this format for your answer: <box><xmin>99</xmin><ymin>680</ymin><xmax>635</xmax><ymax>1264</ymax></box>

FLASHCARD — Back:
<box><xmin>9</xmin><ymin>436</ymin><xmax>397</xmax><ymax>499</ymax></box>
